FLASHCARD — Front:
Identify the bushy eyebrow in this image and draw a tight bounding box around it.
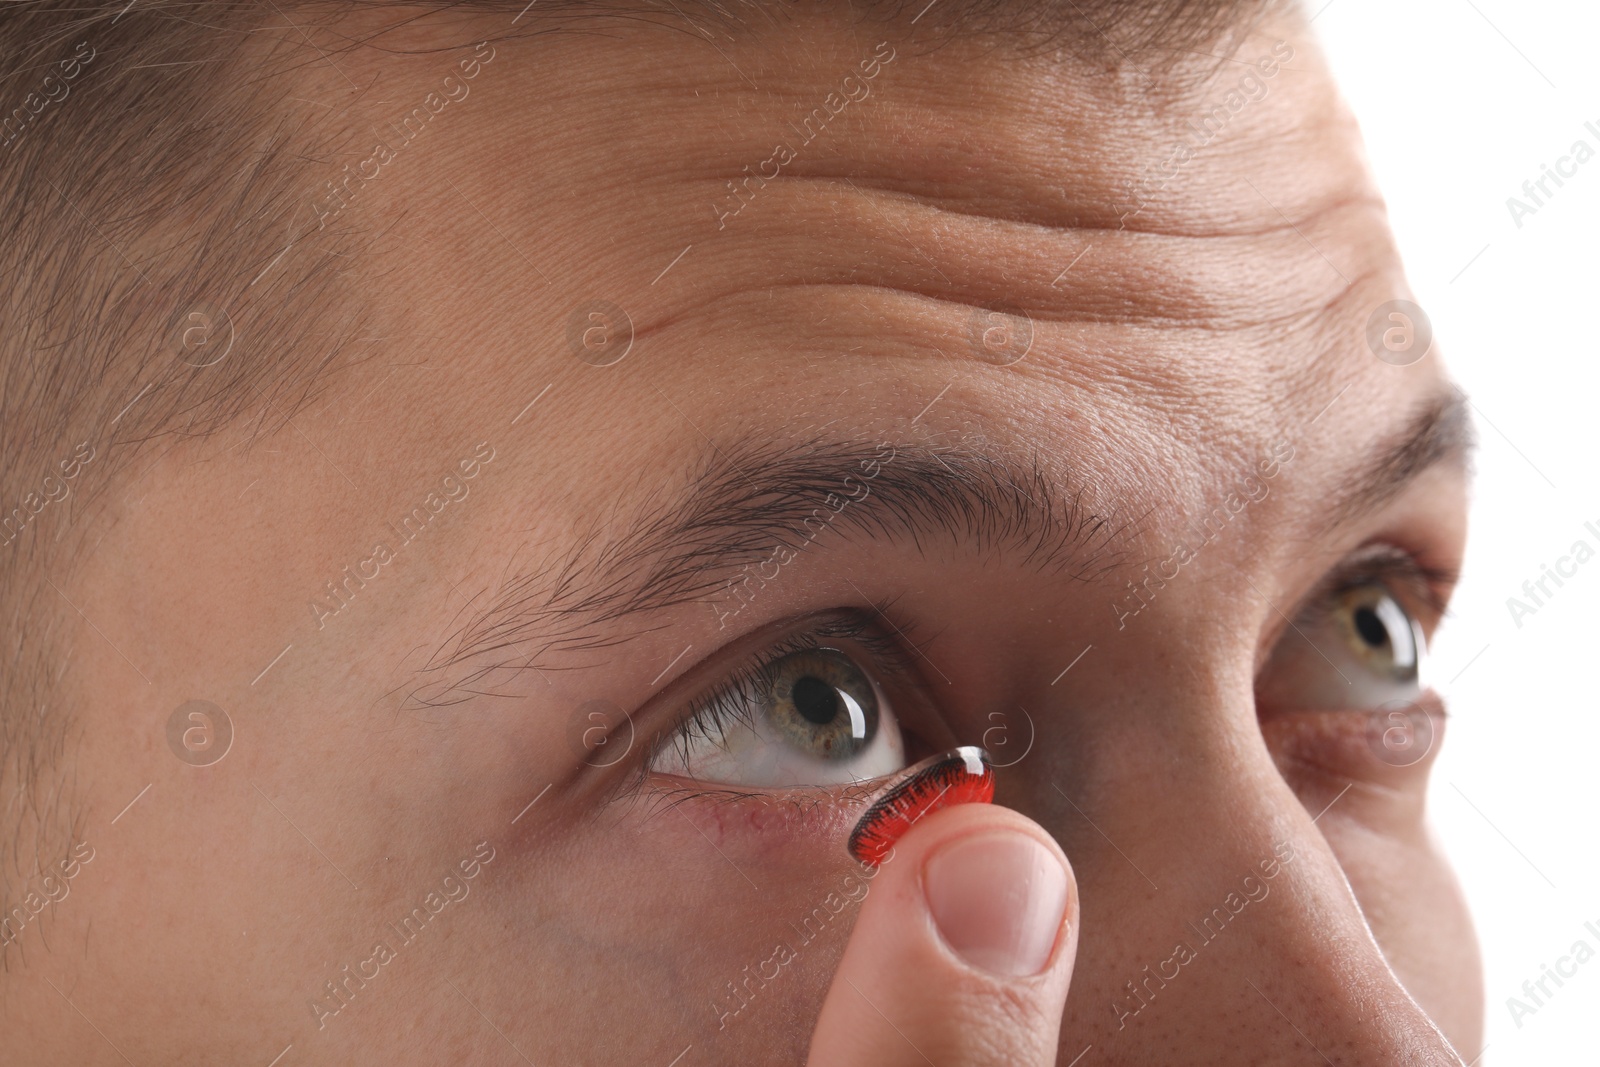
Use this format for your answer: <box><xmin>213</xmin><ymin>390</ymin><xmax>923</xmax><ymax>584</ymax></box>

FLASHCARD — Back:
<box><xmin>405</xmin><ymin>391</ymin><xmax>1472</xmax><ymax>709</ymax></box>
<box><xmin>405</xmin><ymin>436</ymin><xmax>1129</xmax><ymax>706</ymax></box>
<box><xmin>1325</xmin><ymin>388</ymin><xmax>1475</xmax><ymax>524</ymax></box>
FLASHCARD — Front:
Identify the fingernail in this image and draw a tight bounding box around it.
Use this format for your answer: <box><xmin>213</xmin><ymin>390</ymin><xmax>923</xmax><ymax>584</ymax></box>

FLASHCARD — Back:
<box><xmin>923</xmin><ymin>831</ymin><xmax>1068</xmax><ymax>978</ymax></box>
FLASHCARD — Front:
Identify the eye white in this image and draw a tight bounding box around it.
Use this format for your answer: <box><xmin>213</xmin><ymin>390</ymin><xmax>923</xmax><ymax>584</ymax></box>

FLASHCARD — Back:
<box><xmin>648</xmin><ymin>658</ymin><xmax>907</xmax><ymax>787</ymax></box>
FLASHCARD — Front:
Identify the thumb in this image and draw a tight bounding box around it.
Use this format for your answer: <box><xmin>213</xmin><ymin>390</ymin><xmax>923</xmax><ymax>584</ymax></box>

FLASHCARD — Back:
<box><xmin>807</xmin><ymin>802</ymin><xmax>1079</xmax><ymax>1067</ymax></box>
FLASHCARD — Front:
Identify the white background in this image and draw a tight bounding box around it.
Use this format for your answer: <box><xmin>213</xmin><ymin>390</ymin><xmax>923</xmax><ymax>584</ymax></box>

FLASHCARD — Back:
<box><xmin>1318</xmin><ymin>2</ymin><xmax>1598</xmax><ymax>1062</ymax></box>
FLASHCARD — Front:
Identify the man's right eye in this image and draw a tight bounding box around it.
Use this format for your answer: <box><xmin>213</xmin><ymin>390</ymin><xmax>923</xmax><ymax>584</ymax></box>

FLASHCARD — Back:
<box><xmin>644</xmin><ymin>616</ymin><xmax>920</xmax><ymax>789</ymax></box>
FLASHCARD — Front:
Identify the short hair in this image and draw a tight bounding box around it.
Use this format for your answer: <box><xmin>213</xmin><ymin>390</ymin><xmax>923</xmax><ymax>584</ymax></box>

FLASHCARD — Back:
<box><xmin>0</xmin><ymin>0</ymin><xmax>1278</xmax><ymax>930</ymax></box>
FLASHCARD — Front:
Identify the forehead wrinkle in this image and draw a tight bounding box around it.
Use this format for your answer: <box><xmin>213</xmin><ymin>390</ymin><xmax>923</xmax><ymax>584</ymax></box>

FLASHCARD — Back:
<box><xmin>640</xmin><ymin>185</ymin><xmax>1390</xmax><ymax>362</ymax></box>
<box><xmin>402</xmin><ymin>434</ymin><xmax>1133</xmax><ymax>708</ymax></box>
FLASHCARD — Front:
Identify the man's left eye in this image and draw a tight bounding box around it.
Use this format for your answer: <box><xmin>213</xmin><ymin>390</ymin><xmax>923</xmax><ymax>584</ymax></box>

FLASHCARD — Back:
<box><xmin>1331</xmin><ymin>585</ymin><xmax>1423</xmax><ymax>684</ymax></box>
<box><xmin>1257</xmin><ymin>561</ymin><xmax>1439</xmax><ymax>715</ymax></box>
<box><xmin>649</xmin><ymin>645</ymin><xmax>908</xmax><ymax>787</ymax></box>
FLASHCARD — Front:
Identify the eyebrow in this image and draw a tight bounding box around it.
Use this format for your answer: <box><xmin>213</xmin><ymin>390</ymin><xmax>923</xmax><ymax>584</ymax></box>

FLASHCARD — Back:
<box><xmin>411</xmin><ymin>390</ymin><xmax>1473</xmax><ymax>704</ymax></box>
<box><xmin>410</xmin><ymin>436</ymin><xmax>1129</xmax><ymax>703</ymax></box>
<box><xmin>1322</xmin><ymin>387</ymin><xmax>1475</xmax><ymax>525</ymax></box>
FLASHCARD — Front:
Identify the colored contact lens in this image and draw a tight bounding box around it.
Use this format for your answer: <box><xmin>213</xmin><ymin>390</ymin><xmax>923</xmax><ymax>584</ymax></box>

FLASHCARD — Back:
<box><xmin>847</xmin><ymin>746</ymin><xmax>994</xmax><ymax>868</ymax></box>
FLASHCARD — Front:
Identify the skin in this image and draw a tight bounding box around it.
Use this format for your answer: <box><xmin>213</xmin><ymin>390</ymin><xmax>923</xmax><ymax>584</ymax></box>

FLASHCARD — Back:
<box><xmin>3</xmin><ymin>5</ymin><xmax>1482</xmax><ymax>1064</ymax></box>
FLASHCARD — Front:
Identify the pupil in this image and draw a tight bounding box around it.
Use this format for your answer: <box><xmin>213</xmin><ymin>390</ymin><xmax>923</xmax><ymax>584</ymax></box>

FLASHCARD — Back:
<box><xmin>792</xmin><ymin>675</ymin><xmax>839</xmax><ymax>725</ymax></box>
<box><xmin>1354</xmin><ymin>606</ymin><xmax>1389</xmax><ymax>648</ymax></box>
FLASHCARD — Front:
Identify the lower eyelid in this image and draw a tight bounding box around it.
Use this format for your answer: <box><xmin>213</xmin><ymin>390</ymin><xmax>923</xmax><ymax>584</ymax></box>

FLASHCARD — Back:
<box><xmin>636</xmin><ymin>776</ymin><xmax>876</xmax><ymax>856</ymax></box>
<box><xmin>1260</xmin><ymin>698</ymin><xmax>1445</xmax><ymax>794</ymax></box>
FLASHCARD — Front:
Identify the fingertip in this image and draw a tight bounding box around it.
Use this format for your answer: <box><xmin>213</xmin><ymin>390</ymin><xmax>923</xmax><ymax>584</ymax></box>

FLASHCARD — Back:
<box><xmin>808</xmin><ymin>803</ymin><xmax>1078</xmax><ymax>1067</ymax></box>
<box><xmin>893</xmin><ymin>803</ymin><xmax>1078</xmax><ymax>980</ymax></box>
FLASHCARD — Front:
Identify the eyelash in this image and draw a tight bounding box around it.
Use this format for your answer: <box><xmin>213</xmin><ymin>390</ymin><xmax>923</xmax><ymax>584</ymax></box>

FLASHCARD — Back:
<box><xmin>633</xmin><ymin>546</ymin><xmax>1455</xmax><ymax>796</ymax></box>
<box><xmin>646</xmin><ymin>609</ymin><xmax>924</xmax><ymax>780</ymax></box>
<box><xmin>1303</xmin><ymin>544</ymin><xmax>1459</xmax><ymax>626</ymax></box>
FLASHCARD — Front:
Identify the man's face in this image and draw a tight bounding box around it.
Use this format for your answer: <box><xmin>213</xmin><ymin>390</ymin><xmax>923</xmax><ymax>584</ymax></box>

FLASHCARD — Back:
<box><xmin>18</xmin><ymin>9</ymin><xmax>1480</xmax><ymax>1064</ymax></box>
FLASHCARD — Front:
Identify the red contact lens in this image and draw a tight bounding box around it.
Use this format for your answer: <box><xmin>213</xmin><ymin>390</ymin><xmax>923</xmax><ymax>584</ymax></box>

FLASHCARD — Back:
<box><xmin>847</xmin><ymin>746</ymin><xmax>994</xmax><ymax>867</ymax></box>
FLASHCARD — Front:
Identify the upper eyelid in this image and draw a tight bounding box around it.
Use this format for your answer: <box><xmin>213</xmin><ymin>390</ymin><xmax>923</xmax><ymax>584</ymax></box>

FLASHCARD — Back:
<box><xmin>1295</xmin><ymin>546</ymin><xmax>1456</xmax><ymax>627</ymax></box>
<box><xmin>1246</xmin><ymin>544</ymin><xmax>1454</xmax><ymax>679</ymax></box>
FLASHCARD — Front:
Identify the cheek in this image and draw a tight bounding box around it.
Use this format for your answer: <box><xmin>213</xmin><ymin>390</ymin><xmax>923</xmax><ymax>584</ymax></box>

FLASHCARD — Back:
<box><xmin>1317</xmin><ymin>814</ymin><xmax>1483</xmax><ymax>1051</ymax></box>
<box><xmin>476</xmin><ymin>806</ymin><xmax>867</xmax><ymax>1066</ymax></box>
<box><xmin>1261</xmin><ymin>710</ymin><xmax>1482</xmax><ymax>1050</ymax></box>
<box><xmin>1260</xmin><ymin>702</ymin><xmax>1445</xmax><ymax>832</ymax></box>
<box><xmin>630</xmin><ymin>780</ymin><xmax>870</xmax><ymax>863</ymax></box>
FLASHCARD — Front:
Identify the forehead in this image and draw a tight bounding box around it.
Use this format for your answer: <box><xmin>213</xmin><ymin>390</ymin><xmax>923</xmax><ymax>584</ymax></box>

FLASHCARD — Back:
<box><xmin>300</xmin><ymin>12</ymin><xmax>1442</xmax><ymax>546</ymax></box>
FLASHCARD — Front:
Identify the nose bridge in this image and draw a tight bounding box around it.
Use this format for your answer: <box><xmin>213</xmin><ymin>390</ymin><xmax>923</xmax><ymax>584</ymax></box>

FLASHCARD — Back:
<box><xmin>1002</xmin><ymin>686</ymin><xmax>1464</xmax><ymax>1065</ymax></box>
